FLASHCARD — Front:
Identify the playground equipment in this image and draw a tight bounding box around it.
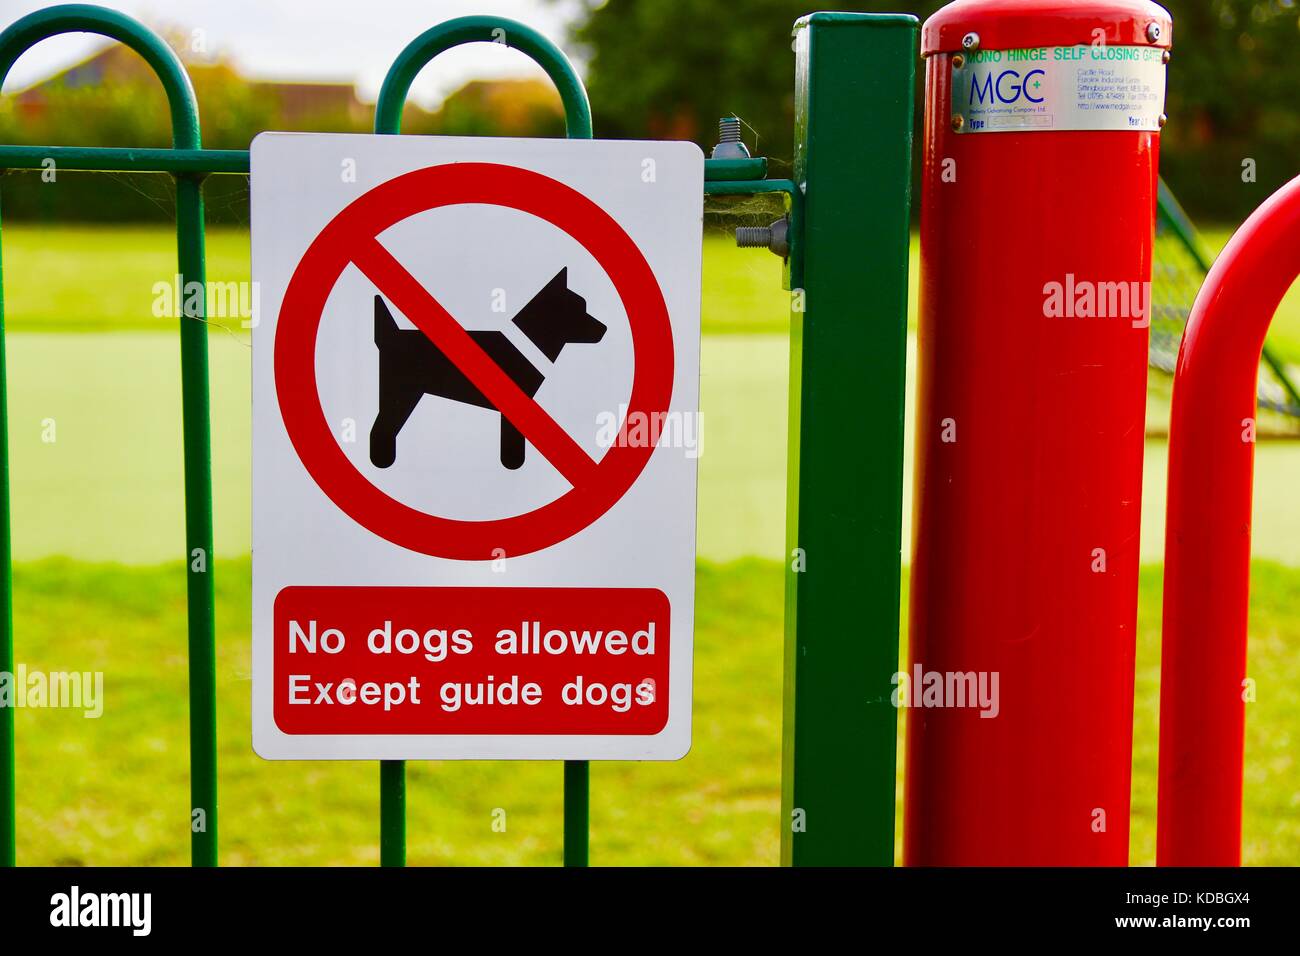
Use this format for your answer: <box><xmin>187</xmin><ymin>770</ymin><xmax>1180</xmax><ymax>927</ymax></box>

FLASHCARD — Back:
<box><xmin>906</xmin><ymin>0</ymin><xmax>1172</xmax><ymax>865</ymax></box>
<box><xmin>1158</xmin><ymin>173</ymin><xmax>1300</xmax><ymax>866</ymax></box>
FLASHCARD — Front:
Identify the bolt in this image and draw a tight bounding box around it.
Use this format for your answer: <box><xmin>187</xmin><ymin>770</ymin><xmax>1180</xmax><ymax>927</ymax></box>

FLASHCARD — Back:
<box><xmin>951</xmin><ymin>113</ymin><xmax>965</xmax><ymax>132</ymax></box>
<box><xmin>735</xmin><ymin>217</ymin><xmax>789</xmax><ymax>259</ymax></box>
<box><xmin>962</xmin><ymin>32</ymin><xmax>980</xmax><ymax>51</ymax></box>
<box><xmin>1162</xmin><ymin>50</ymin><xmax>1171</xmax><ymax>64</ymax></box>
<box><xmin>1146</xmin><ymin>22</ymin><xmax>1162</xmax><ymax>43</ymax></box>
<box><xmin>952</xmin><ymin>53</ymin><xmax>965</xmax><ymax>69</ymax></box>
<box><xmin>1158</xmin><ymin>113</ymin><xmax>1168</xmax><ymax>128</ymax></box>
<box><xmin>711</xmin><ymin>116</ymin><xmax>751</xmax><ymax>160</ymax></box>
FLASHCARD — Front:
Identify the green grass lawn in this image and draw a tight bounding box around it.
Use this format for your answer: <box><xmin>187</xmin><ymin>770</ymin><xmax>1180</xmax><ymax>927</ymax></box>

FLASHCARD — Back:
<box><xmin>11</xmin><ymin>556</ymin><xmax>1298</xmax><ymax>865</ymax></box>
<box><xmin>1</xmin><ymin>224</ymin><xmax>255</xmax><ymax>334</ymax></box>
<box><xmin>8</xmin><ymin>331</ymin><xmax>1300</xmax><ymax>566</ymax></box>
<box><xmin>0</xmin><ymin>224</ymin><xmax>787</xmax><ymax>336</ymax></box>
<box><xmin>12</xmin><ymin>557</ymin><xmax>784</xmax><ymax>866</ymax></box>
<box><xmin>3</xmin><ymin>222</ymin><xmax>1299</xmax><ymax>358</ymax></box>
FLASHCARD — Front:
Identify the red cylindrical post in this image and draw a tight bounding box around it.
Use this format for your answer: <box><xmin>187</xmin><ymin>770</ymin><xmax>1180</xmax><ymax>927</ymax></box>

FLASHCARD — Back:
<box><xmin>1158</xmin><ymin>175</ymin><xmax>1300</xmax><ymax>866</ymax></box>
<box><xmin>906</xmin><ymin>0</ymin><xmax>1171</xmax><ymax>865</ymax></box>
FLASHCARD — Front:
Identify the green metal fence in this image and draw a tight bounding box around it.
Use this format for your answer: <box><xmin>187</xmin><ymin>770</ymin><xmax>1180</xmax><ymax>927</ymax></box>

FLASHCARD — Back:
<box><xmin>0</xmin><ymin>5</ymin><xmax>919</xmax><ymax>866</ymax></box>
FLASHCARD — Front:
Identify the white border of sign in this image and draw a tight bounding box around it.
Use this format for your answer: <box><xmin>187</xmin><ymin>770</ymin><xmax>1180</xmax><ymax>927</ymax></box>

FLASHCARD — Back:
<box><xmin>250</xmin><ymin>133</ymin><xmax>703</xmax><ymax>760</ymax></box>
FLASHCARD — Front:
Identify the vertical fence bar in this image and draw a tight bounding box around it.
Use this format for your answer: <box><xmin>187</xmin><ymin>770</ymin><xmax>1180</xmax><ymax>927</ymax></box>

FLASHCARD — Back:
<box><xmin>0</xmin><ymin>5</ymin><xmax>220</xmax><ymax>867</ymax></box>
<box><xmin>380</xmin><ymin>760</ymin><xmax>406</xmax><ymax>865</ymax></box>
<box><xmin>373</xmin><ymin>44</ymin><xmax>408</xmax><ymax>872</ymax></box>
<box><xmin>0</xmin><ymin>185</ymin><xmax>14</xmax><ymax>867</ymax></box>
<box><xmin>563</xmin><ymin>760</ymin><xmax>589</xmax><ymax>867</ymax></box>
<box><xmin>375</xmin><ymin>15</ymin><xmax>592</xmax><ymax>867</ymax></box>
<box><xmin>175</xmin><ymin>171</ymin><xmax>219</xmax><ymax>866</ymax></box>
<box><xmin>780</xmin><ymin>13</ymin><xmax>917</xmax><ymax>866</ymax></box>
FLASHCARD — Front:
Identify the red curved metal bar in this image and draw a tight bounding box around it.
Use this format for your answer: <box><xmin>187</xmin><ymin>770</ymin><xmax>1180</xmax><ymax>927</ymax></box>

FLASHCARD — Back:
<box><xmin>1158</xmin><ymin>173</ymin><xmax>1300</xmax><ymax>865</ymax></box>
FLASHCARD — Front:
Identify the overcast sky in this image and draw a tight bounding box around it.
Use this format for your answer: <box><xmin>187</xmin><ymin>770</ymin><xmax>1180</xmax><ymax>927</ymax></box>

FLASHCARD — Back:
<box><xmin>1</xmin><ymin>0</ymin><xmax>587</xmax><ymax>107</ymax></box>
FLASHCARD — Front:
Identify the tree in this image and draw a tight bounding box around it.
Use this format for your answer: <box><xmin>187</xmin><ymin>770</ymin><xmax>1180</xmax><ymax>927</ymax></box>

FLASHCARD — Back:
<box><xmin>565</xmin><ymin>0</ymin><xmax>1300</xmax><ymax>220</ymax></box>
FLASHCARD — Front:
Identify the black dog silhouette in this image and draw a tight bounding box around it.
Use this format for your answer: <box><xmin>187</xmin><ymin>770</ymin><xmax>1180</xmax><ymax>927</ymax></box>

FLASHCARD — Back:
<box><xmin>370</xmin><ymin>268</ymin><xmax>606</xmax><ymax>470</ymax></box>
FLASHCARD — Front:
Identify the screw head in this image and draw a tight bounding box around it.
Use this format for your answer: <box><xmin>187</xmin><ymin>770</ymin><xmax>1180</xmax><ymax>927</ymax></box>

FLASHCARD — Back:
<box><xmin>1146</xmin><ymin>22</ymin><xmax>1162</xmax><ymax>43</ymax></box>
<box><xmin>1161</xmin><ymin>50</ymin><xmax>1171</xmax><ymax>64</ymax></box>
<box><xmin>1158</xmin><ymin>113</ymin><xmax>1168</xmax><ymax>128</ymax></box>
<box><xmin>951</xmin><ymin>114</ymin><xmax>965</xmax><ymax>132</ymax></box>
<box><xmin>952</xmin><ymin>53</ymin><xmax>965</xmax><ymax>69</ymax></box>
<box><xmin>962</xmin><ymin>32</ymin><xmax>980</xmax><ymax>51</ymax></box>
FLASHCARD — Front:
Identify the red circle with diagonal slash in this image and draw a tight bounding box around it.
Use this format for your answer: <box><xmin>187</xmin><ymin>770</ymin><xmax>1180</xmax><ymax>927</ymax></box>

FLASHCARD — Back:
<box><xmin>274</xmin><ymin>162</ymin><xmax>674</xmax><ymax>560</ymax></box>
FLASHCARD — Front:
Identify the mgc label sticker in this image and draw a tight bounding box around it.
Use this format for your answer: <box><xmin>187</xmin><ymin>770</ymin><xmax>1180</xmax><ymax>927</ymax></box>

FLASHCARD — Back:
<box><xmin>951</xmin><ymin>45</ymin><xmax>1167</xmax><ymax>133</ymax></box>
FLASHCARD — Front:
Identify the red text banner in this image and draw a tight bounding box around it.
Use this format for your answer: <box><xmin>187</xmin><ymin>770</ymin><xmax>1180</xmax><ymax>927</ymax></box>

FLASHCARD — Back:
<box><xmin>273</xmin><ymin>586</ymin><xmax>670</xmax><ymax>735</ymax></box>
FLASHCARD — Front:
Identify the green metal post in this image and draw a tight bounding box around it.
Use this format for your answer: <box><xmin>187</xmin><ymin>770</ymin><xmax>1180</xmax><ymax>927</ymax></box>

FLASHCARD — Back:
<box><xmin>563</xmin><ymin>760</ymin><xmax>589</xmax><ymax>867</ymax></box>
<box><xmin>380</xmin><ymin>760</ymin><xmax>406</xmax><ymax>866</ymax></box>
<box><xmin>0</xmin><ymin>187</ymin><xmax>13</xmax><ymax>867</ymax></box>
<box><xmin>781</xmin><ymin>13</ymin><xmax>917</xmax><ymax>866</ymax></box>
<box><xmin>372</xmin><ymin>87</ymin><xmax>407</xmax><ymax>869</ymax></box>
<box><xmin>562</xmin><ymin>763</ymin><xmax>588</xmax><ymax>866</ymax></box>
<box><xmin>176</xmin><ymin>171</ymin><xmax>218</xmax><ymax>867</ymax></box>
